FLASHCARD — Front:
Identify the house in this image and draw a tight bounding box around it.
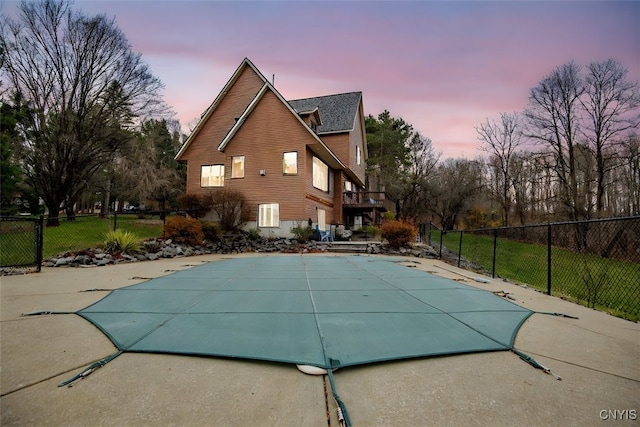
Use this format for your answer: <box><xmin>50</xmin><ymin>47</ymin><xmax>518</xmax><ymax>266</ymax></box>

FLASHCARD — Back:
<box><xmin>175</xmin><ymin>58</ymin><xmax>392</xmax><ymax>237</ymax></box>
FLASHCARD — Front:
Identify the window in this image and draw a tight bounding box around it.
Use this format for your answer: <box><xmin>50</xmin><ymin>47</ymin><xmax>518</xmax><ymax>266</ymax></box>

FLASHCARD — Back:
<box><xmin>356</xmin><ymin>146</ymin><xmax>362</xmax><ymax>165</ymax></box>
<box><xmin>312</xmin><ymin>156</ymin><xmax>329</xmax><ymax>191</ymax></box>
<box><xmin>344</xmin><ymin>181</ymin><xmax>353</xmax><ymax>192</ymax></box>
<box><xmin>201</xmin><ymin>164</ymin><xmax>224</xmax><ymax>187</ymax></box>
<box><xmin>258</xmin><ymin>203</ymin><xmax>279</xmax><ymax>227</ymax></box>
<box><xmin>354</xmin><ymin>215</ymin><xmax>362</xmax><ymax>230</ymax></box>
<box><xmin>317</xmin><ymin>208</ymin><xmax>326</xmax><ymax>231</ymax></box>
<box><xmin>231</xmin><ymin>156</ymin><xmax>244</xmax><ymax>178</ymax></box>
<box><xmin>283</xmin><ymin>152</ymin><xmax>297</xmax><ymax>175</ymax></box>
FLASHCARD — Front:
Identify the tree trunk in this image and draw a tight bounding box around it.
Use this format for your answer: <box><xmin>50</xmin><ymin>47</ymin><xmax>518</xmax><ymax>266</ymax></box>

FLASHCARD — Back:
<box><xmin>65</xmin><ymin>204</ymin><xmax>76</xmax><ymax>221</ymax></box>
<box><xmin>100</xmin><ymin>177</ymin><xmax>111</xmax><ymax>219</ymax></box>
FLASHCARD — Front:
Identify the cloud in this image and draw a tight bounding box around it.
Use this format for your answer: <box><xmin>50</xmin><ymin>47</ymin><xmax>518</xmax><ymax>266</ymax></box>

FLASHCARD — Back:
<box><xmin>7</xmin><ymin>0</ymin><xmax>640</xmax><ymax>159</ymax></box>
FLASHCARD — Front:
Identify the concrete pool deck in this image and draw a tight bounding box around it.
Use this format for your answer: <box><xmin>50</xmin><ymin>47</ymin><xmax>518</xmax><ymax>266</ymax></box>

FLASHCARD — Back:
<box><xmin>1</xmin><ymin>253</ymin><xmax>639</xmax><ymax>426</ymax></box>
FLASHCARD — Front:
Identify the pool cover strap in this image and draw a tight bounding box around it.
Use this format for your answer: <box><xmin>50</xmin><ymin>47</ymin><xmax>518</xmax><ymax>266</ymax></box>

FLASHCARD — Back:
<box><xmin>58</xmin><ymin>351</ymin><xmax>123</xmax><ymax>387</ymax></box>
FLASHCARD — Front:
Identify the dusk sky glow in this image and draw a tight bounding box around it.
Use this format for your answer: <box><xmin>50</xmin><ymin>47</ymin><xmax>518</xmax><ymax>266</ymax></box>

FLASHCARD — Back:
<box><xmin>3</xmin><ymin>1</ymin><xmax>639</xmax><ymax>159</ymax></box>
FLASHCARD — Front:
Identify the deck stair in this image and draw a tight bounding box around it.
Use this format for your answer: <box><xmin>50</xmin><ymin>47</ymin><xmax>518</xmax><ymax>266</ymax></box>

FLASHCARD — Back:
<box><xmin>327</xmin><ymin>241</ymin><xmax>382</xmax><ymax>253</ymax></box>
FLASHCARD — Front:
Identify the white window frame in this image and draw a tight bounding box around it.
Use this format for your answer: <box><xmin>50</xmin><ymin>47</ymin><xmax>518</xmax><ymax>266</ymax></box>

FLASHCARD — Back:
<box><xmin>356</xmin><ymin>146</ymin><xmax>362</xmax><ymax>165</ymax></box>
<box><xmin>258</xmin><ymin>203</ymin><xmax>279</xmax><ymax>227</ymax></box>
<box><xmin>231</xmin><ymin>156</ymin><xmax>245</xmax><ymax>179</ymax></box>
<box><xmin>201</xmin><ymin>164</ymin><xmax>224</xmax><ymax>187</ymax></box>
<box><xmin>283</xmin><ymin>151</ymin><xmax>297</xmax><ymax>175</ymax></box>
<box><xmin>312</xmin><ymin>156</ymin><xmax>329</xmax><ymax>192</ymax></box>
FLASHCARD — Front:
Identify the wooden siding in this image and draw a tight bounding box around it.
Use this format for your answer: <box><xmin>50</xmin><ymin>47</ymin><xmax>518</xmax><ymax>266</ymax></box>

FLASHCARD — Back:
<box><xmin>303</xmin><ymin>148</ymin><xmax>338</xmax><ymax>223</ymax></box>
<box><xmin>180</xmin><ymin>66</ymin><xmax>264</xmax><ymax>194</ymax></box>
<box><xmin>332</xmin><ymin>171</ymin><xmax>346</xmax><ymax>224</ymax></box>
<box><xmin>348</xmin><ymin>102</ymin><xmax>367</xmax><ymax>184</ymax></box>
<box><xmin>304</xmin><ymin>191</ymin><xmax>338</xmax><ymax>225</ymax></box>
<box><xmin>227</xmin><ymin>90</ymin><xmax>310</xmax><ymax>220</ymax></box>
<box><xmin>320</xmin><ymin>133</ymin><xmax>349</xmax><ymax>170</ymax></box>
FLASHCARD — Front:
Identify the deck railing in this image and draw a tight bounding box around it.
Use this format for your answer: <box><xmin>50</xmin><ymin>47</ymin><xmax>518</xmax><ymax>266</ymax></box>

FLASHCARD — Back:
<box><xmin>342</xmin><ymin>191</ymin><xmax>393</xmax><ymax>211</ymax></box>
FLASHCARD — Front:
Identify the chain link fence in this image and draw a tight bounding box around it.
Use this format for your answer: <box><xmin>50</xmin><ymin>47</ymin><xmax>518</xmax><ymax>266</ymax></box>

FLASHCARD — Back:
<box><xmin>1</xmin><ymin>212</ymin><xmax>169</xmax><ymax>271</ymax></box>
<box><xmin>0</xmin><ymin>216</ymin><xmax>44</xmax><ymax>271</ymax></box>
<box><xmin>426</xmin><ymin>216</ymin><xmax>640</xmax><ymax>321</ymax></box>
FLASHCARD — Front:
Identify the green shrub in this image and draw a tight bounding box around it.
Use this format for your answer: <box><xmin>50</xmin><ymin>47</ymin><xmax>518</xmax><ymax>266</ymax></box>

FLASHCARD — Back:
<box><xmin>381</xmin><ymin>220</ymin><xmax>416</xmax><ymax>249</ymax></box>
<box><xmin>290</xmin><ymin>222</ymin><xmax>313</xmax><ymax>242</ymax></box>
<box><xmin>362</xmin><ymin>225</ymin><xmax>377</xmax><ymax>235</ymax></box>
<box><xmin>103</xmin><ymin>230</ymin><xmax>141</xmax><ymax>254</ymax></box>
<box><xmin>200</xmin><ymin>220</ymin><xmax>220</xmax><ymax>242</ymax></box>
<box><xmin>163</xmin><ymin>216</ymin><xmax>204</xmax><ymax>246</ymax></box>
<box><xmin>247</xmin><ymin>228</ymin><xmax>261</xmax><ymax>241</ymax></box>
<box><xmin>382</xmin><ymin>211</ymin><xmax>396</xmax><ymax>221</ymax></box>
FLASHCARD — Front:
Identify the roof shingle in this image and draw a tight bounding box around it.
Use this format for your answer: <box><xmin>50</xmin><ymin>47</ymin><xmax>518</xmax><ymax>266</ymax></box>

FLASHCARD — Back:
<box><xmin>289</xmin><ymin>92</ymin><xmax>361</xmax><ymax>134</ymax></box>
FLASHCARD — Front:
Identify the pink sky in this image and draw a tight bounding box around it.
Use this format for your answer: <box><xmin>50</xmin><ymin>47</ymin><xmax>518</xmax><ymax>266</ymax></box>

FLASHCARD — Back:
<box><xmin>3</xmin><ymin>1</ymin><xmax>639</xmax><ymax>159</ymax></box>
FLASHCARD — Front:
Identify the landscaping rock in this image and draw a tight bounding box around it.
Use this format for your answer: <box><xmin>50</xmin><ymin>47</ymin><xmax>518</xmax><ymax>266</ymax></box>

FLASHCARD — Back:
<box><xmin>42</xmin><ymin>234</ymin><xmax>443</xmax><ymax>270</ymax></box>
<box><xmin>74</xmin><ymin>255</ymin><xmax>92</xmax><ymax>265</ymax></box>
<box><xmin>55</xmin><ymin>256</ymin><xmax>75</xmax><ymax>267</ymax></box>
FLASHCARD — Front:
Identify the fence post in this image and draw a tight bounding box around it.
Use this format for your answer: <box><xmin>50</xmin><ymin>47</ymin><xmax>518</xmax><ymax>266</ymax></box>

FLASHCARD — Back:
<box><xmin>492</xmin><ymin>228</ymin><xmax>497</xmax><ymax>278</ymax></box>
<box><xmin>36</xmin><ymin>215</ymin><xmax>44</xmax><ymax>272</ymax></box>
<box><xmin>547</xmin><ymin>223</ymin><xmax>552</xmax><ymax>295</ymax></box>
<box><xmin>457</xmin><ymin>231</ymin><xmax>463</xmax><ymax>268</ymax></box>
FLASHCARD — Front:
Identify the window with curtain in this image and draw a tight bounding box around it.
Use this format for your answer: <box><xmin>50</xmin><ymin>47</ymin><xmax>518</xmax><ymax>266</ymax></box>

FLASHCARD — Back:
<box><xmin>231</xmin><ymin>156</ymin><xmax>244</xmax><ymax>178</ymax></box>
<box><xmin>283</xmin><ymin>152</ymin><xmax>297</xmax><ymax>175</ymax></box>
<box><xmin>258</xmin><ymin>203</ymin><xmax>279</xmax><ymax>227</ymax></box>
<box><xmin>312</xmin><ymin>156</ymin><xmax>328</xmax><ymax>191</ymax></box>
<box><xmin>201</xmin><ymin>165</ymin><xmax>224</xmax><ymax>187</ymax></box>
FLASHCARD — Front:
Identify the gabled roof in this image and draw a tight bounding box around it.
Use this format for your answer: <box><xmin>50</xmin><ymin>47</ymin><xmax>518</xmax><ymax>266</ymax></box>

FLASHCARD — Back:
<box><xmin>289</xmin><ymin>92</ymin><xmax>362</xmax><ymax>134</ymax></box>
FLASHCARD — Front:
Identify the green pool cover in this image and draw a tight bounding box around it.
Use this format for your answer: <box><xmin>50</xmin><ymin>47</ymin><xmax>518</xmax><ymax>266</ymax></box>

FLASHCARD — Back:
<box><xmin>78</xmin><ymin>255</ymin><xmax>533</xmax><ymax>368</ymax></box>
<box><xmin>64</xmin><ymin>255</ymin><xmax>546</xmax><ymax>425</ymax></box>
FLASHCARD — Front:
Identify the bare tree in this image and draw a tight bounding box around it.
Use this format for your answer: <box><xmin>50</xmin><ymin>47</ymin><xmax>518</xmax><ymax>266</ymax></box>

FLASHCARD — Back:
<box><xmin>524</xmin><ymin>62</ymin><xmax>587</xmax><ymax>220</ymax></box>
<box><xmin>476</xmin><ymin>112</ymin><xmax>524</xmax><ymax>226</ymax></box>
<box><xmin>1</xmin><ymin>0</ymin><xmax>166</xmax><ymax>225</ymax></box>
<box><xmin>397</xmin><ymin>132</ymin><xmax>440</xmax><ymax>222</ymax></box>
<box><xmin>619</xmin><ymin>135</ymin><xmax>640</xmax><ymax>215</ymax></box>
<box><xmin>427</xmin><ymin>158</ymin><xmax>484</xmax><ymax>231</ymax></box>
<box><xmin>580</xmin><ymin>59</ymin><xmax>640</xmax><ymax>216</ymax></box>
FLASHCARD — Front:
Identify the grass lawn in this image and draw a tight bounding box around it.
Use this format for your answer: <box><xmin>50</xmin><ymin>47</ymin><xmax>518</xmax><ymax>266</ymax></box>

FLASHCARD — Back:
<box><xmin>1</xmin><ymin>214</ymin><xmax>165</xmax><ymax>266</ymax></box>
<box><xmin>432</xmin><ymin>230</ymin><xmax>640</xmax><ymax>321</ymax></box>
<box><xmin>42</xmin><ymin>214</ymin><xmax>164</xmax><ymax>258</ymax></box>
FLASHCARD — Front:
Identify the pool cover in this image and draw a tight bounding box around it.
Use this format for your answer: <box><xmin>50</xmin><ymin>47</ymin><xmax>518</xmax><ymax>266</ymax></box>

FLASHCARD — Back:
<box><xmin>77</xmin><ymin>255</ymin><xmax>533</xmax><ymax>369</ymax></box>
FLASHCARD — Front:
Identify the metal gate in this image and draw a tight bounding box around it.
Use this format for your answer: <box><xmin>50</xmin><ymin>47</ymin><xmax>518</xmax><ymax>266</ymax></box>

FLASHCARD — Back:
<box><xmin>0</xmin><ymin>216</ymin><xmax>43</xmax><ymax>271</ymax></box>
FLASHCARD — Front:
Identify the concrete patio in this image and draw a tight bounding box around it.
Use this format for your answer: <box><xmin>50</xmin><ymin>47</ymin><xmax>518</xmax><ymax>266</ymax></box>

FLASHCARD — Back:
<box><xmin>1</xmin><ymin>253</ymin><xmax>638</xmax><ymax>426</ymax></box>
